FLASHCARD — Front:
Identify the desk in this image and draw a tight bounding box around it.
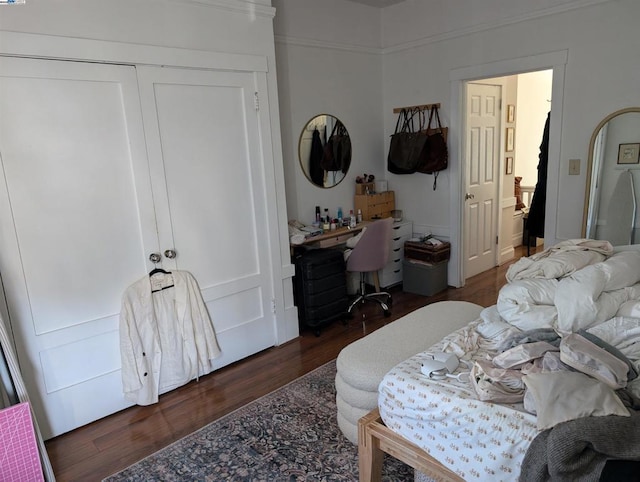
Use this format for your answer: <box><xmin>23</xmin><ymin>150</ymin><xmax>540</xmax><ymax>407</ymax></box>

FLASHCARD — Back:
<box><xmin>300</xmin><ymin>222</ymin><xmax>369</xmax><ymax>249</ymax></box>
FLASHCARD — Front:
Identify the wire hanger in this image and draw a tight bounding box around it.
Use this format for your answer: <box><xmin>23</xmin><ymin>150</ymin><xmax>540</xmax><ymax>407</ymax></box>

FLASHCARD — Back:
<box><xmin>148</xmin><ymin>253</ymin><xmax>174</xmax><ymax>292</ymax></box>
<box><xmin>149</xmin><ymin>266</ymin><xmax>171</xmax><ymax>277</ymax></box>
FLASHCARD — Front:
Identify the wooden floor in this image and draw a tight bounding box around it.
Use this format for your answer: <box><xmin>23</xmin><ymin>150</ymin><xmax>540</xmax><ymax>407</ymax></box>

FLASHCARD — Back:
<box><xmin>45</xmin><ymin>247</ymin><xmax>532</xmax><ymax>481</ymax></box>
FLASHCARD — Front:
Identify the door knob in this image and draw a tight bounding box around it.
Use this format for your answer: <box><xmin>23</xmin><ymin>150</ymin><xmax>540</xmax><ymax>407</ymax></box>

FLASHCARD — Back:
<box><xmin>149</xmin><ymin>253</ymin><xmax>161</xmax><ymax>263</ymax></box>
<box><xmin>164</xmin><ymin>249</ymin><xmax>177</xmax><ymax>259</ymax></box>
<box><xmin>465</xmin><ymin>193</ymin><xmax>475</xmax><ymax>200</ymax></box>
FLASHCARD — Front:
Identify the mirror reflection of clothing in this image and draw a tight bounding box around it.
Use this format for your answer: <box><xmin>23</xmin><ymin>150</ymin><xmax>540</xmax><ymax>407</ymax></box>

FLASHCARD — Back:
<box><xmin>309</xmin><ymin>127</ymin><xmax>325</xmax><ymax>187</ymax></box>
<box><xmin>598</xmin><ymin>170</ymin><xmax>636</xmax><ymax>245</ymax></box>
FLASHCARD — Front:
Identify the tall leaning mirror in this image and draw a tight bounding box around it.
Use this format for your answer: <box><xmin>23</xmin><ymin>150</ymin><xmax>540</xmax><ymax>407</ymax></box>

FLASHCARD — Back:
<box><xmin>583</xmin><ymin>107</ymin><xmax>640</xmax><ymax>245</ymax></box>
<box><xmin>298</xmin><ymin>114</ymin><xmax>351</xmax><ymax>188</ymax></box>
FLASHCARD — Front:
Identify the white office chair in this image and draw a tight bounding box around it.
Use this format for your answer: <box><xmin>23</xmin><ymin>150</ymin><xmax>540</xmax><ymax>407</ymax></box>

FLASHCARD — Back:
<box><xmin>346</xmin><ymin>217</ymin><xmax>393</xmax><ymax>317</ymax></box>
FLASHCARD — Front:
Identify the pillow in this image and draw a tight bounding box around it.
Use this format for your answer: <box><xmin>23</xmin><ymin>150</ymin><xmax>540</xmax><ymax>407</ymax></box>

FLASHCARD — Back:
<box><xmin>523</xmin><ymin>371</ymin><xmax>629</xmax><ymax>431</ymax></box>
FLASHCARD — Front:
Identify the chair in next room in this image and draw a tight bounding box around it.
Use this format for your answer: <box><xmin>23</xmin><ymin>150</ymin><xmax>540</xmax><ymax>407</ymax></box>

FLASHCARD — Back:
<box><xmin>346</xmin><ymin>217</ymin><xmax>393</xmax><ymax>318</ymax></box>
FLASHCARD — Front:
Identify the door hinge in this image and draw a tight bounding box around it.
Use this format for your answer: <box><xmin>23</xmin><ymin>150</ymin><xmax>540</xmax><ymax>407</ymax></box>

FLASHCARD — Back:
<box><xmin>496</xmin><ymin>236</ymin><xmax>499</xmax><ymax>245</ymax></box>
<box><xmin>271</xmin><ymin>298</ymin><xmax>276</xmax><ymax>313</ymax></box>
<box><xmin>254</xmin><ymin>92</ymin><xmax>260</xmax><ymax>111</ymax></box>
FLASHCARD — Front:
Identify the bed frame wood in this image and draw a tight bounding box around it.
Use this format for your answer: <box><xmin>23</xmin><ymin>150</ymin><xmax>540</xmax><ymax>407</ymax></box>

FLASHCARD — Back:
<box><xmin>358</xmin><ymin>408</ymin><xmax>464</xmax><ymax>482</ymax></box>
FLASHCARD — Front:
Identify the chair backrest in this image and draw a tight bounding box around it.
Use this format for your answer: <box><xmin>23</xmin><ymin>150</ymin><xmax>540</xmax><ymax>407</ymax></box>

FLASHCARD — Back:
<box><xmin>346</xmin><ymin>217</ymin><xmax>393</xmax><ymax>273</ymax></box>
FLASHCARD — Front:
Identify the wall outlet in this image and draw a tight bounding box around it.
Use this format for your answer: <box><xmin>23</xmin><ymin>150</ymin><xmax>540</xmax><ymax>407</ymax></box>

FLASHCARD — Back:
<box><xmin>569</xmin><ymin>158</ymin><xmax>580</xmax><ymax>175</ymax></box>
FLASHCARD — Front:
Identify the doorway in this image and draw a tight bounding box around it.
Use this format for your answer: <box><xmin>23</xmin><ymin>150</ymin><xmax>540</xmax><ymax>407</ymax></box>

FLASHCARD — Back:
<box><xmin>463</xmin><ymin>71</ymin><xmax>553</xmax><ymax>280</ymax></box>
<box><xmin>448</xmin><ymin>50</ymin><xmax>567</xmax><ymax>287</ymax></box>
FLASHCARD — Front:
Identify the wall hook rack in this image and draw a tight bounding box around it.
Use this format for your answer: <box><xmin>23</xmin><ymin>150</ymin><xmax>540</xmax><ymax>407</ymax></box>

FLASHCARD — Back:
<box><xmin>393</xmin><ymin>103</ymin><xmax>440</xmax><ymax>114</ymax></box>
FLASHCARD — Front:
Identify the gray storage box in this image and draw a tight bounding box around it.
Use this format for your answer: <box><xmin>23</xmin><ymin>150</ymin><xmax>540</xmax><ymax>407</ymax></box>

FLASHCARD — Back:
<box><xmin>402</xmin><ymin>259</ymin><xmax>448</xmax><ymax>296</ymax></box>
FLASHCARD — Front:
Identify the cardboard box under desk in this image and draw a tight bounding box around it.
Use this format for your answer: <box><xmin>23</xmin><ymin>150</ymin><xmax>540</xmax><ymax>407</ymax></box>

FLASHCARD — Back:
<box><xmin>402</xmin><ymin>259</ymin><xmax>448</xmax><ymax>297</ymax></box>
<box><xmin>404</xmin><ymin>241</ymin><xmax>451</xmax><ymax>263</ymax></box>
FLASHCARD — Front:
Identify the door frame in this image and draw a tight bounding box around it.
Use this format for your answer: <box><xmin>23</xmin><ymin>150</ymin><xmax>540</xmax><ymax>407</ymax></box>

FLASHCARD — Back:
<box><xmin>448</xmin><ymin>50</ymin><xmax>568</xmax><ymax>287</ymax></box>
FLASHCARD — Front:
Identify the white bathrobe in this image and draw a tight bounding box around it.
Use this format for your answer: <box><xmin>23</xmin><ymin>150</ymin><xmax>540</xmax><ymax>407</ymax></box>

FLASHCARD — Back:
<box><xmin>119</xmin><ymin>270</ymin><xmax>221</xmax><ymax>405</ymax></box>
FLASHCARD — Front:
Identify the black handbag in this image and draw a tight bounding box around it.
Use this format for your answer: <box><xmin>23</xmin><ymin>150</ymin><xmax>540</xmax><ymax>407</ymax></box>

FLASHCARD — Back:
<box><xmin>321</xmin><ymin>121</ymin><xmax>351</xmax><ymax>173</ymax></box>
<box><xmin>417</xmin><ymin>105</ymin><xmax>448</xmax><ymax>189</ymax></box>
<box><xmin>387</xmin><ymin>108</ymin><xmax>426</xmax><ymax>174</ymax></box>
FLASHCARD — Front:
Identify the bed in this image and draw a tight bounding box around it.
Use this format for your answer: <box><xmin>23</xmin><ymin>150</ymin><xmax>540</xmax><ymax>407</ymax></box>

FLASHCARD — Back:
<box><xmin>360</xmin><ymin>240</ymin><xmax>640</xmax><ymax>481</ymax></box>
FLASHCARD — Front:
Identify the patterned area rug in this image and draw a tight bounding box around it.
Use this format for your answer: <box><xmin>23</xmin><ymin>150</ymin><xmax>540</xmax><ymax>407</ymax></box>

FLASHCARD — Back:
<box><xmin>104</xmin><ymin>360</ymin><xmax>413</xmax><ymax>481</ymax></box>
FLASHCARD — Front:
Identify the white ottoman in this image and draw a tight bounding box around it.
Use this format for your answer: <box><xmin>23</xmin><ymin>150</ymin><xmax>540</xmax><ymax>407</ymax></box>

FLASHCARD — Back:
<box><xmin>335</xmin><ymin>300</ymin><xmax>484</xmax><ymax>444</ymax></box>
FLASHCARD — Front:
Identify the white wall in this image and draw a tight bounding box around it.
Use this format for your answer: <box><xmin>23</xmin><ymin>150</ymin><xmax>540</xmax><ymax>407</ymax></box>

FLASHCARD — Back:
<box><xmin>380</xmin><ymin>0</ymin><xmax>638</xmax><ymax>282</ymax></box>
<box><xmin>273</xmin><ymin>0</ymin><xmax>384</xmax><ymax>224</ymax></box>
<box><xmin>381</xmin><ymin>0</ymin><xmax>623</xmax><ymax>234</ymax></box>
<box><xmin>274</xmin><ymin>0</ymin><xmax>639</xmax><ymax>285</ymax></box>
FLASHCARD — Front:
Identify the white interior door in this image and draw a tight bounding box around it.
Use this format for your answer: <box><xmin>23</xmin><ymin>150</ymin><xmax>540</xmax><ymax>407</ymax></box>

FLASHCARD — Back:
<box><xmin>136</xmin><ymin>66</ymin><xmax>276</xmax><ymax>369</ymax></box>
<box><xmin>464</xmin><ymin>83</ymin><xmax>501</xmax><ymax>278</ymax></box>
<box><xmin>0</xmin><ymin>57</ymin><xmax>157</xmax><ymax>438</ymax></box>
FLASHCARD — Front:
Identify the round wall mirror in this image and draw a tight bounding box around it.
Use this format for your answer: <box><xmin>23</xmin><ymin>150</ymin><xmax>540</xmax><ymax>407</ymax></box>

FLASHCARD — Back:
<box><xmin>583</xmin><ymin>107</ymin><xmax>640</xmax><ymax>245</ymax></box>
<box><xmin>298</xmin><ymin>114</ymin><xmax>351</xmax><ymax>188</ymax></box>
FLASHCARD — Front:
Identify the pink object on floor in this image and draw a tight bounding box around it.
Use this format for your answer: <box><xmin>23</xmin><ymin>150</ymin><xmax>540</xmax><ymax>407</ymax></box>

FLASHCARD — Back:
<box><xmin>0</xmin><ymin>401</ymin><xmax>44</xmax><ymax>482</ymax></box>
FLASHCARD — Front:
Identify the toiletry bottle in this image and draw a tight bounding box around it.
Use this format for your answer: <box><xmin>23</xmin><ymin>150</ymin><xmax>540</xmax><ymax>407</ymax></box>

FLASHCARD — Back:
<box><xmin>357</xmin><ymin>209</ymin><xmax>363</xmax><ymax>224</ymax></box>
<box><xmin>324</xmin><ymin>208</ymin><xmax>330</xmax><ymax>223</ymax></box>
<box><xmin>337</xmin><ymin>207</ymin><xmax>343</xmax><ymax>225</ymax></box>
<box><xmin>349</xmin><ymin>209</ymin><xmax>356</xmax><ymax>228</ymax></box>
<box><xmin>315</xmin><ymin>206</ymin><xmax>321</xmax><ymax>224</ymax></box>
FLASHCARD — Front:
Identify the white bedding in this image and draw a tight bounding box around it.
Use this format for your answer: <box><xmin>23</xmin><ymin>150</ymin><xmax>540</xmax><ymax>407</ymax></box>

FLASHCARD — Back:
<box><xmin>498</xmin><ymin>247</ymin><xmax>640</xmax><ymax>333</ymax></box>
<box><xmin>378</xmin><ymin>320</ymin><xmax>539</xmax><ymax>481</ymax></box>
<box><xmin>379</xmin><ymin>241</ymin><xmax>640</xmax><ymax>481</ymax></box>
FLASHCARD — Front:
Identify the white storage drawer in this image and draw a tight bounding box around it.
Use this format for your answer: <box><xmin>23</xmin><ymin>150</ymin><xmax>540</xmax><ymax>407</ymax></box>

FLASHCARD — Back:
<box><xmin>368</xmin><ymin>220</ymin><xmax>412</xmax><ymax>288</ymax></box>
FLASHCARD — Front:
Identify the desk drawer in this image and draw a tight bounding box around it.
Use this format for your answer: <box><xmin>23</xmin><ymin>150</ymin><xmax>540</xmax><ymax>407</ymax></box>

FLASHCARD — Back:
<box><xmin>317</xmin><ymin>232</ymin><xmax>354</xmax><ymax>248</ymax></box>
<box><xmin>379</xmin><ymin>260</ymin><xmax>403</xmax><ymax>287</ymax></box>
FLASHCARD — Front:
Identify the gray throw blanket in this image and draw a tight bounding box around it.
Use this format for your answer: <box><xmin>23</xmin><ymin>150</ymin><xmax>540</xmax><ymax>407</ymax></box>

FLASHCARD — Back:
<box><xmin>520</xmin><ymin>410</ymin><xmax>640</xmax><ymax>481</ymax></box>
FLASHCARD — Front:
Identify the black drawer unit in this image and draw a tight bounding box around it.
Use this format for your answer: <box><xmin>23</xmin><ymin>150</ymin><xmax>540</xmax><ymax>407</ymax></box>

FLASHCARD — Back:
<box><xmin>293</xmin><ymin>248</ymin><xmax>348</xmax><ymax>336</ymax></box>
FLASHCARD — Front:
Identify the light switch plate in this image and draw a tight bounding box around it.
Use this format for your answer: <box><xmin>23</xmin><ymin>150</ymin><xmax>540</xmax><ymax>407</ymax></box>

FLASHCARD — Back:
<box><xmin>569</xmin><ymin>158</ymin><xmax>580</xmax><ymax>175</ymax></box>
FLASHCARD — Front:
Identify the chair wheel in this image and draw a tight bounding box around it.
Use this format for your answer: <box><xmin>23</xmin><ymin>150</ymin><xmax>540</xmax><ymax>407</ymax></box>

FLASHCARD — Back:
<box><xmin>384</xmin><ymin>310</ymin><xmax>391</xmax><ymax>317</ymax></box>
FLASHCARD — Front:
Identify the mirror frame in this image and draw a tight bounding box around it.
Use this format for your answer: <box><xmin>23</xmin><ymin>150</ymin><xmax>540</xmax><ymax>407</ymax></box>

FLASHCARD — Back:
<box><xmin>582</xmin><ymin>107</ymin><xmax>640</xmax><ymax>237</ymax></box>
<box><xmin>297</xmin><ymin>114</ymin><xmax>351</xmax><ymax>189</ymax></box>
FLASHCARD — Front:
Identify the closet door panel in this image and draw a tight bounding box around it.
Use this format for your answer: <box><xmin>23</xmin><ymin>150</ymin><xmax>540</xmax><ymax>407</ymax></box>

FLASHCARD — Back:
<box><xmin>0</xmin><ymin>57</ymin><xmax>157</xmax><ymax>438</ymax></box>
<box><xmin>137</xmin><ymin>67</ymin><xmax>275</xmax><ymax>365</ymax></box>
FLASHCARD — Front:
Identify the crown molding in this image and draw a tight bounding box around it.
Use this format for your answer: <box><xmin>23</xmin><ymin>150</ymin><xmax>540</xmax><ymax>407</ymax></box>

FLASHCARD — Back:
<box><xmin>276</xmin><ymin>0</ymin><xmax>611</xmax><ymax>55</ymax></box>
<box><xmin>274</xmin><ymin>35</ymin><xmax>381</xmax><ymax>55</ymax></box>
<box><xmin>175</xmin><ymin>0</ymin><xmax>275</xmax><ymax>18</ymax></box>
<box><xmin>382</xmin><ymin>0</ymin><xmax>612</xmax><ymax>54</ymax></box>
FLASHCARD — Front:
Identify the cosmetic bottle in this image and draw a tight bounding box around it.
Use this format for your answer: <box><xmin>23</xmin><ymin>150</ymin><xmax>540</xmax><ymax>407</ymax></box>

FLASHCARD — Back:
<box><xmin>349</xmin><ymin>210</ymin><xmax>356</xmax><ymax>228</ymax></box>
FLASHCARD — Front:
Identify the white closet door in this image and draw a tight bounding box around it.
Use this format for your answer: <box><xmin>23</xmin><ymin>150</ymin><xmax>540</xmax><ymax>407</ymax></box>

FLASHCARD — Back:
<box><xmin>136</xmin><ymin>66</ymin><xmax>276</xmax><ymax>369</ymax></box>
<box><xmin>0</xmin><ymin>57</ymin><xmax>157</xmax><ymax>438</ymax></box>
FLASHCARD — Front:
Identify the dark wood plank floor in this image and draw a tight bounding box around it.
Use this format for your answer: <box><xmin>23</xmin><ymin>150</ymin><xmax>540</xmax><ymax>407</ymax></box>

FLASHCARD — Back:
<box><xmin>45</xmin><ymin>247</ymin><xmax>531</xmax><ymax>481</ymax></box>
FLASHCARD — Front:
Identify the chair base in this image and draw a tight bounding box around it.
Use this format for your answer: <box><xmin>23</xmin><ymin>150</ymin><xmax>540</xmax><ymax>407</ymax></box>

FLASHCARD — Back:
<box><xmin>347</xmin><ymin>273</ymin><xmax>392</xmax><ymax>317</ymax></box>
